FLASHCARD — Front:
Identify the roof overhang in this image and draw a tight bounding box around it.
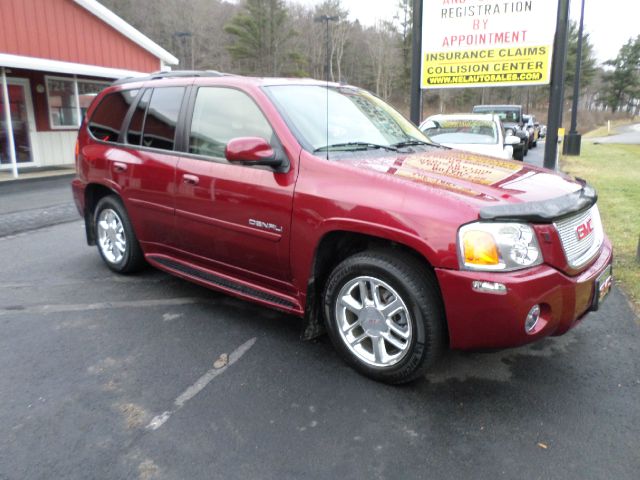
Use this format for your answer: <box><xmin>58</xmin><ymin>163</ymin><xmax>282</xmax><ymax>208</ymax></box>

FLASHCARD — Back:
<box><xmin>0</xmin><ymin>53</ymin><xmax>150</xmax><ymax>79</ymax></box>
<box><xmin>74</xmin><ymin>0</ymin><xmax>179</xmax><ymax>66</ymax></box>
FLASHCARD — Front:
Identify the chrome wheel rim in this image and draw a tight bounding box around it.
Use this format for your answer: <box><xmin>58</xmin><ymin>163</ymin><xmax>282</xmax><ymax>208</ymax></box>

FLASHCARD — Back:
<box><xmin>97</xmin><ymin>208</ymin><xmax>126</xmax><ymax>264</ymax></box>
<box><xmin>335</xmin><ymin>276</ymin><xmax>412</xmax><ymax>367</ymax></box>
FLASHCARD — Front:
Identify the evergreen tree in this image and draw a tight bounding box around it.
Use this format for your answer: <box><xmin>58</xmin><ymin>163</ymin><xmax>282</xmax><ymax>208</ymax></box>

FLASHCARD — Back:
<box><xmin>603</xmin><ymin>36</ymin><xmax>640</xmax><ymax>112</ymax></box>
<box><xmin>564</xmin><ymin>20</ymin><xmax>597</xmax><ymax>101</ymax></box>
<box><xmin>224</xmin><ymin>0</ymin><xmax>298</xmax><ymax>76</ymax></box>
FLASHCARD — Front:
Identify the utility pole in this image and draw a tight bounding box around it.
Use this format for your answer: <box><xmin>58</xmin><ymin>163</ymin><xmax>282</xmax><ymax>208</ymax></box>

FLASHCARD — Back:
<box><xmin>314</xmin><ymin>15</ymin><xmax>339</xmax><ymax>83</ymax></box>
<box><xmin>564</xmin><ymin>0</ymin><xmax>586</xmax><ymax>156</ymax></box>
<box><xmin>409</xmin><ymin>0</ymin><xmax>423</xmax><ymax>126</ymax></box>
<box><xmin>544</xmin><ymin>0</ymin><xmax>570</xmax><ymax>170</ymax></box>
<box><xmin>174</xmin><ymin>32</ymin><xmax>193</xmax><ymax>70</ymax></box>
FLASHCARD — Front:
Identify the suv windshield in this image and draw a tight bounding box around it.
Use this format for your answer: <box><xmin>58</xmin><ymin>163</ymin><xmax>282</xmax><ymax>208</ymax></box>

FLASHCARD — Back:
<box><xmin>265</xmin><ymin>85</ymin><xmax>430</xmax><ymax>157</ymax></box>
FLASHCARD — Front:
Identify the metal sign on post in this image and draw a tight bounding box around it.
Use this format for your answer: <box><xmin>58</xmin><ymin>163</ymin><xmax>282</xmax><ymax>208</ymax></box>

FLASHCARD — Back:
<box><xmin>420</xmin><ymin>0</ymin><xmax>559</xmax><ymax>89</ymax></box>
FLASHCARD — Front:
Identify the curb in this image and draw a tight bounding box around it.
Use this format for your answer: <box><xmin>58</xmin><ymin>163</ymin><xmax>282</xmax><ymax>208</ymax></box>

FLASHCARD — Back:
<box><xmin>0</xmin><ymin>172</ymin><xmax>75</xmax><ymax>190</ymax></box>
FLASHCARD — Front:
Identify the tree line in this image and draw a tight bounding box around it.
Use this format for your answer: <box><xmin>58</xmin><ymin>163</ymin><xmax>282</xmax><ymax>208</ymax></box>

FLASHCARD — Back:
<box><xmin>100</xmin><ymin>0</ymin><xmax>639</xmax><ymax>117</ymax></box>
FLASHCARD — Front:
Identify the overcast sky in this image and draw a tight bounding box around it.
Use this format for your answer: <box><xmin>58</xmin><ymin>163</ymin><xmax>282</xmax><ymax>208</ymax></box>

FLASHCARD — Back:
<box><xmin>291</xmin><ymin>0</ymin><xmax>637</xmax><ymax>63</ymax></box>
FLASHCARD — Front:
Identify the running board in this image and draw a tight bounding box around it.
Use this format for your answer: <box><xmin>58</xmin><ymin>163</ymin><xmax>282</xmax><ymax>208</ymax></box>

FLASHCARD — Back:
<box><xmin>148</xmin><ymin>255</ymin><xmax>301</xmax><ymax>312</ymax></box>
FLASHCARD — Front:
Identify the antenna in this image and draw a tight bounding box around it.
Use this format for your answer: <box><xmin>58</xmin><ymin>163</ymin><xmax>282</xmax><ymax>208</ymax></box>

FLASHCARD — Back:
<box><xmin>314</xmin><ymin>15</ymin><xmax>339</xmax><ymax>161</ymax></box>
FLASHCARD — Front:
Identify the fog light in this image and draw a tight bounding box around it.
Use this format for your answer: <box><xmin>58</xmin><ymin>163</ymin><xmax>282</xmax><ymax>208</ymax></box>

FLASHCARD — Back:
<box><xmin>525</xmin><ymin>305</ymin><xmax>541</xmax><ymax>333</ymax></box>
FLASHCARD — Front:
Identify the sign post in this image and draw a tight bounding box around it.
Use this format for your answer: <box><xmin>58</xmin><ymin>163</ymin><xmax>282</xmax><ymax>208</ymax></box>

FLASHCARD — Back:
<box><xmin>410</xmin><ymin>0</ymin><xmax>423</xmax><ymax>125</ymax></box>
<box><xmin>543</xmin><ymin>0</ymin><xmax>570</xmax><ymax>169</ymax></box>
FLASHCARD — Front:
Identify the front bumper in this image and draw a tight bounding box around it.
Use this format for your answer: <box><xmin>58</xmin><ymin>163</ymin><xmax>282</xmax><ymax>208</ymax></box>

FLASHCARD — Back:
<box><xmin>435</xmin><ymin>237</ymin><xmax>613</xmax><ymax>350</ymax></box>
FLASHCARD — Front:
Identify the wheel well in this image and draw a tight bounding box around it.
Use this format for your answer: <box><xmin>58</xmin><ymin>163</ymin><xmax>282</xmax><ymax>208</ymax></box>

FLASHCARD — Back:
<box><xmin>301</xmin><ymin>231</ymin><xmax>442</xmax><ymax>341</ymax></box>
<box><xmin>83</xmin><ymin>184</ymin><xmax>116</xmax><ymax>245</ymax></box>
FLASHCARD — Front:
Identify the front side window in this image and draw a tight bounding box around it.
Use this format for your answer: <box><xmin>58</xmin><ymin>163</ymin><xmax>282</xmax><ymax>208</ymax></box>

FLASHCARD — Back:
<box><xmin>141</xmin><ymin>87</ymin><xmax>185</xmax><ymax>151</ymax></box>
<box><xmin>188</xmin><ymin>87</ymin><xmax>274</xmax><ymax>159</ymax></box>
<box><xmin>88</xmin><ymin>89</ymin><xmax>139</xmax><ymax>143</ymax></box>
<box><xmin>265</xmin><ymin>85</ymin><xmax>429</xmax><ymax>157</ymax></box>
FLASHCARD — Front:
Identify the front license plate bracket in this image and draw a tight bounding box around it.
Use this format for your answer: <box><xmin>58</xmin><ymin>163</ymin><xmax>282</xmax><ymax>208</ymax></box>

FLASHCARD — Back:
<box><xmin>591</xmin><ymin>264</ymin><xmax>613</xmax><ymax>312</ymax></box>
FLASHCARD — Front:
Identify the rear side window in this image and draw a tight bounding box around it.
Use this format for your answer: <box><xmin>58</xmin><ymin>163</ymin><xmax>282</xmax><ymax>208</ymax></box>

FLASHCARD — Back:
<box><xmin>141</xmin><ymin>87</ymin><xmax>185</xmax><ymax>151</ymax></box>
<box><xmin>188</xmin><ymin>87</ymin><xmax>273</xmax><ymax>159</ymax></box>
<box><xmin>88</xmin><ymin>89</ymin><xmax>138</xmax><ymax>142</ymax></box>
<box><xmin>126</xmin><ymin>89</ymin><xmax>151</xmax><ymax>145</ymax></box>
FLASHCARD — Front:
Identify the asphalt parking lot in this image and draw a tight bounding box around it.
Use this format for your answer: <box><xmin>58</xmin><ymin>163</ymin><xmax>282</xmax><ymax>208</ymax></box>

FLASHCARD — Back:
<box><xmin>0</xmin><ymin>212</ymin><xmax>638</xmax><ymax>479</ymax></box>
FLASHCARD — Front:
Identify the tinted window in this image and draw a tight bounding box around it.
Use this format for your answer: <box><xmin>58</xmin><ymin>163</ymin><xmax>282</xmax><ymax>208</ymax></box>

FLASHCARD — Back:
<box><xmin>126</xmin><ymin>89</ymin><xmax>151</xmax><ymax>145</ymax></box>
<box><xmin>88</xmin><ymin>89</ymin><xmax>138</xmax><ymax>142</ymax></box>
<box><xmin>142</xmin><ymin>87</ymin><xmax>185</xmax><ymax>151</ymax></box>
<box><xmin>189</xmin><ymin>88</ymin><xmax>273</xmax><ymax>158</ymax></box>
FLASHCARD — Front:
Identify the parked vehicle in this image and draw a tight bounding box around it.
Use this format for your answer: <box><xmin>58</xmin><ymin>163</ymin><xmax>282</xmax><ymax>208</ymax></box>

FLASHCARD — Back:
<box><xmin>523</xmin><ymin>114</ymin><xmax>540</xmax><ymax>148</ymax></box>
<box><xmin>539</xmin><ymin>124</ymin><xmax>547</xmax><ymax>138</ymax></box>
<box><xmin>419</xmin><ymin>113</ymin><xmax>519</xmax><ymax>160</ymax></box>
<box><xmin>472</xmin><ymin>104</ymin><xmax>528</xmax><ymax>160</ymax></box>
<box><xmin>72</xmin><ymin>72</ymin><xmax>613</xmax><ymax>384</ymax></box>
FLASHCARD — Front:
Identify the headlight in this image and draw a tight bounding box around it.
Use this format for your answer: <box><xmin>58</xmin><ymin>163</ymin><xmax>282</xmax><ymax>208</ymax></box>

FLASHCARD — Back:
<box><xmin>458</xmin><ymin>222</ymin><xmax>543</xmax><ymax>271</ymax></box>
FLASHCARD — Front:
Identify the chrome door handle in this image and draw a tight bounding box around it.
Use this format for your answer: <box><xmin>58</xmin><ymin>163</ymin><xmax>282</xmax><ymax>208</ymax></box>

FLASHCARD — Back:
<box><xmin>183</xmin><ymin>174</ymin><xmax>199</xmax><ymax>185</ymax></box>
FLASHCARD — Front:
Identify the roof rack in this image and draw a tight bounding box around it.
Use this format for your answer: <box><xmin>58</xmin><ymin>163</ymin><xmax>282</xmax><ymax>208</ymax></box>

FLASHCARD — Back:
<box><xmin>111</xmin><ymin>70</ymin><xmax>229</xmax><ymax>86</ymax></box>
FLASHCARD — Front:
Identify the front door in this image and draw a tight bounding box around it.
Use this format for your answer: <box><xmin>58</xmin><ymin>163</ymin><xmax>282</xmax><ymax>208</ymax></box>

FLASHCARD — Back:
<box><xmin>0</xmin><ymin>78</ymin><xmax>35</xmax><ymax>167</ymax></box>
<box><xmin>174</xmin><ymin>86</ymin><xmax>296</xmax><ymax>287</ymax></box>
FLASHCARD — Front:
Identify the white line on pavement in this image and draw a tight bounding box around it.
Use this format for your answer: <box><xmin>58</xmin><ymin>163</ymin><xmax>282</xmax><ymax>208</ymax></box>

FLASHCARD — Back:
<box><xmin>0</xmin><ymin>297</ymin><xmax>210</xmax><ymax>316</ymax></box>
<box><xmin>146</xmin><ymin>337</ymin><xmax>257</xmax><ymax>431</ymax></box>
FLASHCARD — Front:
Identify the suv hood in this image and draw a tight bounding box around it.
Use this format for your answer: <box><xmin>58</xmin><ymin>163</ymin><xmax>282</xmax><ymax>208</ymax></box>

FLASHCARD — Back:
<box><xmin>346</xmin><ymin>148</ymin><xmax>590</xmax><ymax>220</ymax></box>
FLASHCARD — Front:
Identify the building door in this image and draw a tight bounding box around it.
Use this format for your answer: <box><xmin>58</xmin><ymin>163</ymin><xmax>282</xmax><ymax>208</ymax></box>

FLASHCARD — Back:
<box><xmin>1</xmin><ymin>78</ymin><xmax>36</xmax><ymax>167</ymax></box>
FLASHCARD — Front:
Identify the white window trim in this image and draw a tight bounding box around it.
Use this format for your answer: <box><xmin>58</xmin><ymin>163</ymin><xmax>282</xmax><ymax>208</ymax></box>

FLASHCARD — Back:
<box><xmin>45</xmin><ymin>75</ymin><xmax>109</xmax><ymax>130</ymax></box>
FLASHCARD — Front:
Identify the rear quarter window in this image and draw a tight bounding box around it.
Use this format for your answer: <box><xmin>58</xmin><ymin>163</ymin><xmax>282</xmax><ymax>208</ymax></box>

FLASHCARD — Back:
<box><xmin>88</xmin><ymin>90</ymin><xmax>139</xmax><ymax>142</ymax></box>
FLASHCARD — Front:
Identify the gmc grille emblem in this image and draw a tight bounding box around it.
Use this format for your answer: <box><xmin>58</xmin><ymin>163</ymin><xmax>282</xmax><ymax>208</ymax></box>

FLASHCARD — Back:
<box><xmin>576</xmin><ymin>218</ymin><xmax>593</xmax><ymax>241</ymax></box>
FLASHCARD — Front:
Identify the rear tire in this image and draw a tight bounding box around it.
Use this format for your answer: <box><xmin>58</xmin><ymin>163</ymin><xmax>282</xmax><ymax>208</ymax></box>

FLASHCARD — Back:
<box><xmin>94</xmin><ymin>195</ymin><xmax>145</xmax><ymax>273</ymax></box>
<box><xmin>323</xmin><ymin>250</ymin><xmax>445</xmax><ymax>384</ymax></box>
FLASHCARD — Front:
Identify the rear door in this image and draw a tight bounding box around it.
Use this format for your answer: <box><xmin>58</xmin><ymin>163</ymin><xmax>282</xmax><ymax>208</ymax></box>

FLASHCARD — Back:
<box><xmin>173</xmin><ymin>86</ymin><xmax>296</xmax><ymax>286</ymax></box>
<box><xmin>116</xmin><ymin>86</ymin><xmax>186</xmax><ymax>247</ymax></box>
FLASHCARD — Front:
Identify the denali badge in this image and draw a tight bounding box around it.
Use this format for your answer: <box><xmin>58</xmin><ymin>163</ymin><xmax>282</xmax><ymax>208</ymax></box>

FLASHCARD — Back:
<box><xmin>249</xmin><ymin>219</ymin><xmax>283</xmax><ymax>233</ymax></box>
<box><xmin>576</xmin><ymin>218</ymin><xmax>593</xmax><ymax>241</ymax></box>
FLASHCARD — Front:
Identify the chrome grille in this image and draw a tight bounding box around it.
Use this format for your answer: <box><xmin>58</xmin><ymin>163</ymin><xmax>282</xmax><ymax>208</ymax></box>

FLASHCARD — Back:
<box><xmin>554</xmin><ymin>204</ymin><xmax>604</xmax><ymax>269</ymax></box>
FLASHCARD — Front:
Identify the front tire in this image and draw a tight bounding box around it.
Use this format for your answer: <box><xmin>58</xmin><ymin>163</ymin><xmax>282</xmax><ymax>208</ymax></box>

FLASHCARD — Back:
<box><xmin>94</xmin><ymin>195</ymin><xmax>145</xmax><ymax>273</ymax></box>
<box><xmin>323</xmin><ymin>250</ymin><xmax>445</xmax><ymax>384</ymax></box>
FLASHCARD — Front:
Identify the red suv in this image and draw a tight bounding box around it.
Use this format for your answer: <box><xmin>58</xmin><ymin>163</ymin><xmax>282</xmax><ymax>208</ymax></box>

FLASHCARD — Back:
<box><xmin>72</xmin><ymin>72</ymin><xmax>613</xmax><ymax>384</ymax></box>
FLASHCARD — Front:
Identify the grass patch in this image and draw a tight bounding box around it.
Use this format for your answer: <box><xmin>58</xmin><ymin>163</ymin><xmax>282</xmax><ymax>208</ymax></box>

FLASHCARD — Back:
<box><xmin>561</xmin><ymin>143</ymin><xmax>640</xmax><ymax>313</ymax></box>
<box><xmin>583</xmin><ymin>119</ymin><xmax>636</xmax><ymax>139</ymax></box>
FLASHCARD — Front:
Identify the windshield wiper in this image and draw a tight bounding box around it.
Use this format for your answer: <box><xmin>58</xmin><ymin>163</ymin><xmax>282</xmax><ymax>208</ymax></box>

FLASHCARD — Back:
<box><xmin>314</xmin><ymin>142</ymin><xmax>398</xmax><ymax>153</ymax></box>
<box><xmin>391</xmin><ymin>139</ymin><xmax>433</xmax><ymax>149</ymax></box>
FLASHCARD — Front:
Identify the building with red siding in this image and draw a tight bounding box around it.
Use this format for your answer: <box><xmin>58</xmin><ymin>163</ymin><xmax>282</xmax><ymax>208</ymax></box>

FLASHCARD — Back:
<box><xmin>0</xmin><ymin>0</ymin><xmax>178</xmax><ymax>177</ymax></box>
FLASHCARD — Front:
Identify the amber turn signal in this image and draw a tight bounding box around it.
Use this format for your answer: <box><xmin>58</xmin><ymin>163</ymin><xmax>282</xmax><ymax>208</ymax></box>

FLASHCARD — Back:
<box><xmin>462</xmin><ymin>230</ymin><xmax>499</xmax><ymax>266</ymax></box>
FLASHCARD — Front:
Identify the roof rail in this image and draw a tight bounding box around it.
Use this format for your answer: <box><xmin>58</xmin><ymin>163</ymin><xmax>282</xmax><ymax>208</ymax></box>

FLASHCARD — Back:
<box><xmin>111</xmin><ymin>70</ymin><xmax>229</xmax><ymax>86</ymax></box>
